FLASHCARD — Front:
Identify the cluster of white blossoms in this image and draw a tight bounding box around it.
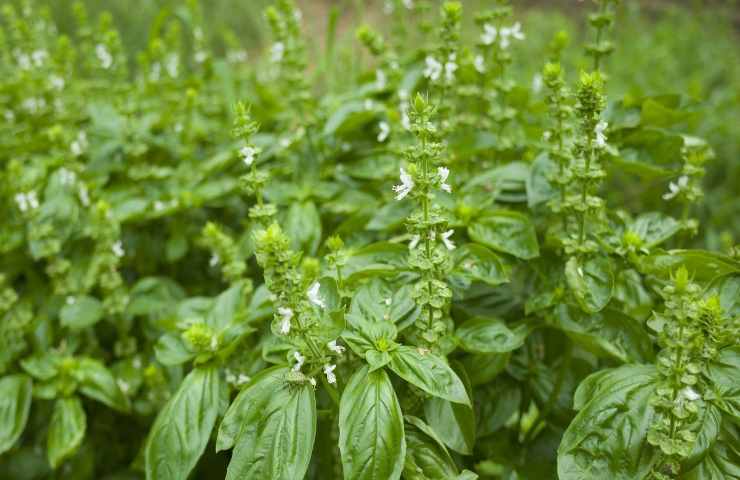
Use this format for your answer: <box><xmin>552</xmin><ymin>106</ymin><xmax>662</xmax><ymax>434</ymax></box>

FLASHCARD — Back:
<box><xmin>50</xmin><ymin>75</ymin><xmax>65</xmax><ymax>91</ymax></box>
<box><xmin>270</xmin><ymin>42</ymin><xmax>285</xmax><ymax>63</ymax></box>
<box><xmin>393</xmin><ymin>167</ymin><xmax>415</xmax><ymax>200</ymax></box>
<box><xmin>240</xmin><ymin>145</ymin><xmax>258</xmax><ymax>167</ymax></box>
<box><xmin>22</xmin><ymin>97</ymin><xmax>46</xmax><ymax>114</ymax></box>
<box><xmin>71</xmin><ymin>131</ymin><xmax>89</xmax><ymax>157</ymax></box>
<box><xmin>677</xmin><ymin>386</ymin><xmax>701</xmax><ymax>404</ymax></box>
<box><xmin>383</xmin><ymin>0</ymin><xmax>414</xmax><ymax>14</ymax></box>
<box><xmin>112</xmin><ymin>241</ymin><xmax>125</xmax><ymax>258</ymax></box>
<box><xmin>423</xmin><ymin>54</ymin><xmax>458</xmax><ymax>83</ymax></box>
<box><xmin>437</xmin><ymin>167</ymin><xmax>451</xmax><ymax>193</ymax></box>
<box><xmin>307</xmin><ymin>281</ymin><xmax>326</xmax><ymax>308</ymax></box>
<box><xmin>594</xmin><ymin>121</ymin><xmax>608</xmax><ymax>149</ymax></box>
<box><xmin>377</xmin><ymin>121</ymin><xmax>390</xmax><ymax>142</ymax></box>
<box><xmin>15</xmin><ymin>49</ymin><xmax>48</xmax><ymax>70</ymax></box>
<box><xmin>375</xmin><ymin>69</ymin><xmax>387</xmax><ymax>90</ymax></box>
<box><xmin>209</xmin><ymin>253</ymin><xmax>220</xmax><ymax>267</ymax></box>
<box><xmin>95</xmin><ymin>44</ymin><xmax>113</xmax><ymax>70</ymax></box>
<box><xmin>58</xmin><ymin>168</ymin><xmax>76</xmax><ymax>186</ymax></box>
<box><xmin>14</xmin><ymin>191</ymin><xmax>39</xmax><ymax>212</ymax></box>
<box><xmin>292</xmin><ymin>351</ymin><xmax>305</xmax><ymax>371</ymax></box>
<box><xmin>480</xmin><ymin>22</ymin><xmax>524</xmax><ymax>49</ymax></box>
<box><xmin>662</xmin><ymin>175</ymin><xmax>689</xmax><ymax>201</ymax></box>
<box><xmin>408</xmin><ymin>229</ymin><xmax>456</xmax><ymax>251</ymax></box>
<box><xmin>278</xmin><ymin>306</ymin><xmax>293</xmax><ymax>334</ymax></box>
<box><xmin>474</xmin><ymin>54</ymin><xmax>486</xmax><ymax>74</ymax></box>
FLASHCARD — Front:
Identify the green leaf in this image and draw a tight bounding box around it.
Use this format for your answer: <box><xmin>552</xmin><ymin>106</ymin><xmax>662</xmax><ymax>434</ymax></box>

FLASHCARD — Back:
<box><xmin>641</xmin><ymin>250</ymin><xmax>740</xmax><ymax>283</ymax></box>
<box><xmin>343</xmin><ymin>242</ymin><xmax>409</xmax><ymax>284</ymax></box>
<box><xmin>284</xmin><ymin>201</ymin><xmax>322</xmax><ymax>255</ymax></box>
<box><xmin>629</xmin><ymin>212</ymin><xmax>681</xmax><ymax>248</ymax></box>
<box><xmin>565</xmin><ymin>256</ymin><xmax>615</xmax><ymax>313</ymax></box>
<box><xmin>558</xmin><ymin>364</ymin><xmax>659</xmax><ymax>480</ymax></box>
<box><xmin>451</xmin><ymin>244</ymin><xmax>510</xmax><ymax>288</ymax></box>
<box><xmin>339</xmin><ymin>366</ymin><xmax>405</xmax><ymax>480</ymax></box>
<box><xmin>0</xmin><ymin>374</ymin><xmax>32</xmax><ymax>455</ymax></box>
<box><xmin>706</xmin><ymin>347</ymin><xmax>740</xmax><ymax>420</ymax></box>
<box><xmin>389</xmin><ymin>346</ymin><xmax>469</xmax><ymax>406</ymax></box>
<box><xmin>145</xmin><ymin>366</ymin><xmax>225</xmax><ymax>480</ymax></box>
<box><xmin>553</xmin><ymin>305</ymin><xmax>653</xmax><ymax>363</ymax></box>
<box><xmin>455</xmin><ymin>317</ymin><xmax>531</xmax><ymax>354</ymax></box>
<box><xmin>74</xmin><ymin>358</ymin><xmax>130</xmax><ymax>412</ymax></box>
<box><xmin>684</xmin><ymin>426</ymin><xmax>740</xmax><ymax>480</ymax></box>
<box><xmin>223</xmin><ymin>368</ymin><xmax>316</xmax><ymax>480</ymax></box>
<box><xmin>468</xmin><ymin>210</ymin><xmax>539</xmax><ymax>260</ymax></box>
<box><xmin>323</xmin><ymin>99</ymin><xmax>378</xmax><ymax>136</ymax></box>
<box><xmin>349</xmin><ymin>278</ymin><xmax>420</xmax><ymax>330</ymax></box>
<box><xmin>47</xmin><ymin>397</ymin><xmax>86</xmax><ymax>469</ymax></box>
<box><xmin>402</xmin><ymin>416</ymin><xmax>460</xmax><ymax>480</ymax></box>
<box><xmin>526</xmin><ymin>152</ymin><xmax>557</xmax><ymax>208</ymax></box>
<box><xmin>59</xmin><ymin>295</ymin><xmax>104</xmax><ymax>330</ymax></box>
<box><xmin>424</xmin><ymin>362</ymin><xmax>476</xmax><ymax>455</ymax></box>
<box><xmin>154</xmin><ymin>333</ymin><xmax>195</xmax><ymax>366</ymax></box>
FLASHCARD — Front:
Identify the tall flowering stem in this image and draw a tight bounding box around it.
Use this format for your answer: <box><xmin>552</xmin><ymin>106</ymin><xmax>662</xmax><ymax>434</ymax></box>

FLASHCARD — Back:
<box><xmin>394</xmin><ymin>94</ymin><xmax>455</xmax><ymax>346</ymax></box>
<box><xmin>586</xmin><ymin>0</ymin><xmax>620</xmax><ymax>72</ymax></box>
<box><xmin>542</xmin><ymin>62</ymin><xmax>573</xmax><ymax>222</ymax></box>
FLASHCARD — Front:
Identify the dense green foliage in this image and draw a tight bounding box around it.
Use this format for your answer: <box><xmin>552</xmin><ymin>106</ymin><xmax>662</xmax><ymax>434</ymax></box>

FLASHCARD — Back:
<box><xmin>1</xmin><ymin>0</ymin><xmax>738</xmax><ymax>479</ymax></box>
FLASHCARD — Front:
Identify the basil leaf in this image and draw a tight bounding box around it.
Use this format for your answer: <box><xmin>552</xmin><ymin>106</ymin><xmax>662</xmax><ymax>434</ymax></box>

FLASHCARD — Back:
<box><xmin>451</xmin><ymin>243</ymin><xmax>510</xmax><ymax>288</ymax></box>
<box><xmin>402</xmin><ymin>416</ymin><xmax>460</xmax><ymax>480</ymax></box>
<box><xmin>629</xmin><ymin>212</ymin><xmax>681</xmax><ymax>248</ymax></box>
<box><xmin>0</xmin><ymin>374</ymin><xmax>32</xmax><ymax>455</ymax></box>
<box><xmin>424</xmin><ymin>362</ymin><xmax>476</xmax><ymax>455</ymax></box>
<box><xmin>558</xmin><ymin>364</ymin><xmax>659</xmax><ymax>480</ymax></box>
<box><xmin>145</xmin><ymin>366</ymin><xmax>225</xmax><ymax>480</ymax></box>
<box><xmin>75</xmin><ymin>358</ymin><xmax>130</xmax><ymax>412</ymax></box>
<box><xmin>684</xmin><ymin>426</ymin><xmax>740</xmax><ymax>480</ymax></box>
<box><xmin>223</xmin><ymin>369</ymin><xmax>316</xmax><ymax>480</ymax></box>
<box><xmin>455</xmin><ymin>317</ymin><xmax>531</xmax><ymax>354</ymax></box>
<box><xmin>565</xmin><ymin>256</ymin><xmax>615</xmax><ymax>314</ymax></box>
<box><xmin>339</xmin><ymin>366</ymin><xmax>405</xmax><ymax>480</ymax></box>
<box><xmin>468</xmin><ymin>210</ymin><xmax>539</xmax><ymax>260</ymax></box>
<box><xmin>59</xmin><ymin>295</ymin><xmax>104</xmax><ymax>330</ymax></box>
<box><xmin>389</xmin><ymin>346</ymin><xmax>469</xmax><ymax>406</ymax></box>
<box><xmin>47</xmin><ymin>396</ymin><xmax>86</xmax><ymax>468</ymax></box>
<box><xmin>705</xmin><ymin>347</ymin><xmax>740</xmax><ymax>419</ymax></box>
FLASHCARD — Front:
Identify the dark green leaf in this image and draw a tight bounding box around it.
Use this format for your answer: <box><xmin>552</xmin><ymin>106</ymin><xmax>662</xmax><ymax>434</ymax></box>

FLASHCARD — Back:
<box><xmin>455</xmin><ymin>317</ymin><xmax>531</xmax><ymax>354</ymax></box>
<box><xmin>468</xmin><ymin>210</ymin><xmax>539</xmax><ymax>260</ymax></box>
<box><xmin>0</xmin><ymin>374</ymin><xmax>32</xmax><ymax>455</ymax></box>
<box><xmin>339</xmin><ymin>366</ymin><xmax>405</xmax><ymax>480</ymax></box>
<box><xmin>47</xmin><ymin>396</ymin><xmax>86</xmax><ymax>468</ymax></box>
<box><xmin>565</xmin><ymin>256</ymin><xmax>615</xmax><ymax>314</ymax></box>
<box><xmin>145</xmin><ymin>367</ymin><xmax>225</xmax><ymax>480</ymax></box>
<box><xmin>389</xmin><ymin>347</ymin><xmax>469</xmax><ymax>406</ymax></box>
<box><xmin>424</xmin><ymin>362</ymin><xmax>476</xmax><ymax>455</ymax></box>
<box><xmin>59</xmin><ymin>295</ymin><xmax>104</xmax><ymax>330</ymax></box>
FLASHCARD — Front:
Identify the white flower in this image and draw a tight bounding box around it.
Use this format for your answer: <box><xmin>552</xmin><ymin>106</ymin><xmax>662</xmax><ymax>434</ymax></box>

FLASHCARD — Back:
<box><xmin>271</xmin><ymin>42</ymin><xmax>285</xmax><ymax>63</ymax></box>
<box><xmin>384</xmin><ymin>297</ymin><xmax>392</xmax><ymax>306</ymax></box>
<box><xmin>364</xmin><ymin>99</ymin><xmax>374</xmax><ymax>111</ymax></box>
<box><xmin>308</xmin><ymin>377</ymin><xmax>317</xmax><ymax>387</ymax></box>
<box><xmin>165</xmin><ymin>54</ymin><xmax>179</xmax><ymax>78</ymax></box>
<box><xmin>112</xmin><ymin>241</ymin><xmax>125</xmax><ymax>258</ymax></box>
<box><xmin>377</xmin><ymin>121</ymin><xmax>390</xmax><ymax>142</ymax></box>
<box><xmin>66</xmin><ymin>296</ymin><xmax>76</xmax><ymax>305</ymax></box>
<box><xmin>96</xmin><ymin>44</ymin><xmax>113</xmax><ymax>69</ymax></box>
<box><xmin>16</xmin><ymin>52</ymin><xmax>31</xmax><ymax>70</ymax></box>
<box><xmin>22</xmin><ymin>97</ymin><xmax>45</xmax><ymax>114</ymax></box>
<box><xmin>292</xmin><ymin>351</ymin><xmax>305</xmax><ymax>372</ymax></box>
<box><xmin>294</xmin><ymin>8</ymin><xmax>303</xmax><ymax>23</ymax></box>
<box><xmin>227</xmin><ymin>50</ymin><xmax>248</xmax><ymax>63</ymax></box>
<box><xmin>328</xmin><ymin>340</ymin><xmax>345</xmax><ymax>354</ymax></box>
<box><xmin>31</xmin><ymin>49</ymin><xmax>48</xmax><ymax>67</ymax></box>
<box><xmin>441</xmin><ymin>230</ymin><xmax>456</xmax><ymax>250</ymax></box>
<box><xmin>663</xmin><ymin>175</ymin><xmax>689</xmax><ymax>201</ymax></box>
<box><xmin>424</xmin><ymin>56</ymin><xmax>442</xmax><ymax>82</ymax></box>
<box><xmin>14</xmin><ymin>191</ymin><xmax>39</xmax><ymax>212</ymax></box>
<box><xmin>532</xmin><ymin>73</ymin><xmax>543</xmax><ymax>93</ymax></box>
<box><xmin>323</xmin><ymin>364</ymin><xmax>337</xmax><ymax>384</ymax></box>
<box><xmin>474</xmin><ymin>54</ymin><xmax>485</xmax><ymax>74</ymax></box>
<box><xmin>154</xmin><ymin>201</ymin><xmax>166</xmax><ymax>211</ymax></box>
<box><xmin>375</xmin><ymin>69</ymin><xmax>387</xmax><ymax>90</ymax></box>
<box><xmin>444</xmin><ymin>55</ymin><xmax>458</xmax><ymax>83</ymax></box>
<box><xmin>543</xmin><ymin>130</ymin><xmax>552</xmax><ymax>141</ymax></box>
<box><xmin>402</xmin><ymin>0</ymin><xmax>414</xmax><ymax>8</ymax></box>
<box><xmin>59</xmin><ymin>168</ymin><xmax>76</xmax><ymax>186</ymax></box>
<box><xmin>278</xmin><ymin>307</ymin><xmax>293</xmax><ymax>334</ymax></box>
<box><xmin>71</xmin><ymin>131</ymin><xmax>88</xmax><ymax>157</ymax></box>
<box><xmin>594</xmin><ymin>121</ymin><xmax>608</xmax><ymax>149</ymax></box>
<box><xmin>393</xmin><ymin>167</ymin><xmax>415</xmax><ymax>200</ymax></box>
<box><xmin>307</xmin><ymin>282</ymin><xmax>326</xmax><ymax>308</ymax></box>
<box><xmin>50</xmin><ymin>75</ymin><xmax>65</xmax><ymax>90</ymax></box>
<box><xmin>240</xmin><ymin>145</ymin><xmax>258</xmax><ymax>166</ymax></box>
<box><xmin>500</xmin><ymin>22</ymin><xmax>525</xmax><ymax>49</ymax></box>
<box><xmin>481</xmin><ymin>24</ymin><xmax>497</xmax><ymax>45</ymax></box>
<box><xmin>409</xmin><ymin>234</ymin><xmax>421</xmax><ymax>250</ymax></box>
<box><xmin>209</xmin><ymin>254</ymin><xmax>220</xmax><ymax>267</ymax></box>
<box><xmin>194</xmin><ymin>51</ymin><xmax>208</xmax><ymax>64</ymax></box>
<box><xmin>117</xmin><ymin>379</ymin><xmax>131</xmax><ymax>394</ymax></box>
<box><xmin>437</xmin><ymin>167</ymin><xmax>452</xmax><ymax>193</ymax></box>
<box><xmin>237</xmin><ymin>373</ymin><xmax>250</xmax><ymax>385</ymax></box>
<box><xmin>679</xmin><ymin>386</ymin><xmax>701</xmax><ymax>402</ymax></box>
<box><xmin>78</xmin><ymin>185</ymin><xmax>90</xmax><ymax>206</ymax></box>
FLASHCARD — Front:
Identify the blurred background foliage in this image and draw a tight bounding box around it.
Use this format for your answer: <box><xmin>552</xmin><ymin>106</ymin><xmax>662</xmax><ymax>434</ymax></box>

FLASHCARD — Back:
<box><xmin>20</xmin><ymin>0</ymin><xmax>740</xmax><ymax>245</ymax></box>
